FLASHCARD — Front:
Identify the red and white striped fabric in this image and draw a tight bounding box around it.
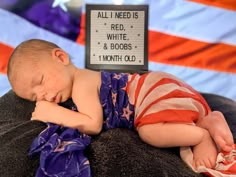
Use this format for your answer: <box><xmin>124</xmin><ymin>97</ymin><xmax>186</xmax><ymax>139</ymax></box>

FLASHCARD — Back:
<box><xmin>126</xmin><ymin>71</ymin><xmax>210</xmax><ymax>128</ymax></box>
<box><xmin>181</xmin><ymin>145</ymin><xmax>236</xmax><ymax>177</ymax></box>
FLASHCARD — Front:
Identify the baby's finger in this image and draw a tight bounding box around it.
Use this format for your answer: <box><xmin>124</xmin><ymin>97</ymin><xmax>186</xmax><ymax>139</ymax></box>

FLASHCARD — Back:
<box><xmin>31</xmin><ymin>112</ymin><xmax>38</xmax><ymax>121</ymax></box>
<box><xmin>31</xmin><ymin>116</ymin><xmax>37</xmax><ymax>121</ymax></box>
<box><xmin>35</xmin><ymin>101</ymin><xmax>41</xmax><ymax>106</ymax></box>
<box><xmin>31</xmin><ymin>111</ymin><xmax>36</xmax><ymax>117</ymax></box>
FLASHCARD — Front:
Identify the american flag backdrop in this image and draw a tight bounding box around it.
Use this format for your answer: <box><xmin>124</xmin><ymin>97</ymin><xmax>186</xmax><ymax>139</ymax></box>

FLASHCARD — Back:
<box><xmin>0</xmin><ymin>0</ymin><xmax>236</xmax><ymax>100</ymax></box>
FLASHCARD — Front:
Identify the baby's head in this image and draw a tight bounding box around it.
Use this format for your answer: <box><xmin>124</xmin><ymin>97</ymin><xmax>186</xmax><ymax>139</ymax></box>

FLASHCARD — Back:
<box><xmin>7</xmin><ymin>39</ymin><xmax>73</xmax><ymax>103</ymax></box>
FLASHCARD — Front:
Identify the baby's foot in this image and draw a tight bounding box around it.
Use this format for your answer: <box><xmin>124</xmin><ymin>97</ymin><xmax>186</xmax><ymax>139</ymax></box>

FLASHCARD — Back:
<box><xmin>207</xmin><ymin>111</ymin><xmax>234</xmax><ymax>152</ymax></box>
<box><xmin>192</xmin><ymin>130</ymin><xmax>218</xmax><ymax>169</ymax></box>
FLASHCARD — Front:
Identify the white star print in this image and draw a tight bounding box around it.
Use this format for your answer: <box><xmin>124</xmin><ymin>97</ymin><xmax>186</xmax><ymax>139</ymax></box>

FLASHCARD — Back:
<box><xmin>54</xmin><ymin>140</ymin><xmax>76</xmax><ymax>152</ymax></box>
<box><xmin>52</xmin><ymin>0</ymin><xmax>70</xmax><ymax>12</ymax></box>
<box><xmin>122</xmin><ymin>104</ymin><xmax>133</xmax><ymax>121</ymax></box>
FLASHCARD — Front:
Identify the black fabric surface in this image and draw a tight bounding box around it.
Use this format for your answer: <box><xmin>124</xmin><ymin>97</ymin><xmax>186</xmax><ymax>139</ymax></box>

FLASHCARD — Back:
<box><xmin>1</xmin><ymin>90</ymin><xmax>235</xmax><ymax>177</ymax></box>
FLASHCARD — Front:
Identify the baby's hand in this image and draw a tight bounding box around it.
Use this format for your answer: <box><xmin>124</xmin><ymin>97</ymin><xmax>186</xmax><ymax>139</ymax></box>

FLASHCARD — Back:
<box><xmin>31</xmin><ymin>101</ymin><xmax>58</xmax><ymax>123</ymax></box>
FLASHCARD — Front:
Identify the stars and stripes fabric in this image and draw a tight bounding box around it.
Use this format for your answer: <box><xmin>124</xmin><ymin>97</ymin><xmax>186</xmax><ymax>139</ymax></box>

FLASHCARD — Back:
<box><xmin>100</xmin><ymin>71</ymin><xmax>135</xmax><ymax>130</ymax></box>
<box><xmin>126</xmin><ymin>71</ymin><xmax>211</xmax><ymax>128</ymax></box>
<box><xmin>0</xmin><ymin>0</ymin><xmax>236</xmax><ymax>101</ymax></box>
<box><xmin>100</xmin><ymin>71</ymin><xmax>210</xmax><ymax>129</ymax></box>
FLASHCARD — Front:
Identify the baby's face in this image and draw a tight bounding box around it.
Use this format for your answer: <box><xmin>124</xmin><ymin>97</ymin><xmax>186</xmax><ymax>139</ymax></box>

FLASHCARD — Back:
<box><xmin>12</xmin><ymin>55</ymin><xmax>73</xmax><ymax>103</ymax></box>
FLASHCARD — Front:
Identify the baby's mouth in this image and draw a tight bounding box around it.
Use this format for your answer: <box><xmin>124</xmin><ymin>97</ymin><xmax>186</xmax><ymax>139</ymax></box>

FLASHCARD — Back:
<box><xmin>54</xmin><ymin>94</ymin><xmax>61</xmax><ymax>103</ymax></box>
<box><xmin>50</xmin><ymin>95</ymin><xmax>58</xmax><ymax>103</ymax></box>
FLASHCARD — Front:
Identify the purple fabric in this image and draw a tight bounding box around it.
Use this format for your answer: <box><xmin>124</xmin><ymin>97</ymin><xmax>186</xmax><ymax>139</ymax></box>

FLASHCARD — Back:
<box><xmin>100</xmin><ymin>71</ymin><xmax>135</xmax><ymax>130</ymax></box>
<box><xmin>0</xmin><ymin>0</ymin><xmax>18</xmax><ymax>8</ymax></box>
<box><xmin>0</xmin><ymin>0</ymin><xmax>81</xmax><ymax>40</ymax></box>
<box><xmin>29</xmin><ymin>71</ymin><xmax>135</xmax><ymax>176</ymax></box>
<box><xmin>20</xmin><ymin>1</ymin><xmax>81</xmax><ymax>40</ymax></box>
<box><xmin>29</xmin><ymin>102</ymin><xmax>91</xmax><ymax>177</ymax></box>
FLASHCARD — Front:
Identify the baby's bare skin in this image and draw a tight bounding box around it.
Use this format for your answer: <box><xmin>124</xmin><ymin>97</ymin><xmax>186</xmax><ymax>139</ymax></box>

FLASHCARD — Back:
<box><xmin>192</xmin><ymin>129</ymin><xmax>217</xmax><ymax>169</ymax></box>
<box><xmin>193</xmin><ymin>111</ymin><xmax>234</xmax><ymax>169</ymax></box>
<box><xmin>197</xmin><ymin>111</ymin><xmax>234</xmax><ymax>152</ymax></box>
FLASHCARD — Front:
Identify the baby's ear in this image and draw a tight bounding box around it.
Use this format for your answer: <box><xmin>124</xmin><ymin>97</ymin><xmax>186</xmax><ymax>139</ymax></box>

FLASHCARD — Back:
<box><xmin>52</xmin><ymin>48</ymin><xmax>70</xmax><ymax>65</ymax></box>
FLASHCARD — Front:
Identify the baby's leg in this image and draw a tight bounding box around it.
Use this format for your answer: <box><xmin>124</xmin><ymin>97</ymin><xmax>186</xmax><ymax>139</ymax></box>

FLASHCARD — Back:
<box><xmin>138</xmin><ymin>123</ymin><xmax>217</xmax><ymax>168</ymax></box>
<box><xmin>196</xmin><ymin>111</ymin><xmax>234</xmax><ymax>152</ymax></box>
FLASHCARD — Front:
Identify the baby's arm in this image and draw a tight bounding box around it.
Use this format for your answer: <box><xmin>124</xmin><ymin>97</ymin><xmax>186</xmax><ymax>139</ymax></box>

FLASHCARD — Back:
<box><xmin>31</xmin><ymin>100</ymin><xmax>103</xmax><ymax>135</ymax></box>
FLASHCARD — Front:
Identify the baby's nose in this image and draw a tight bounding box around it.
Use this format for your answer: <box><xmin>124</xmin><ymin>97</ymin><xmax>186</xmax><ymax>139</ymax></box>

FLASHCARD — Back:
<box><xmin>35</xmin><ymin>90</ymin><xmax>46</xmax><ymax>101</ymax></box>
<box><xmin>33</xmin><ymin>85</ymin><xmax>46</xmax><ymax>101</ymax></box>
<box><xmin>37</xmin><ymin>94</ymin><xmax>46</xmax><ymax>101</ymax></box>
<box><xmin>44</xmin><ymin>94</ymin><xmax>56</xmax><ymax>102</ymax></box>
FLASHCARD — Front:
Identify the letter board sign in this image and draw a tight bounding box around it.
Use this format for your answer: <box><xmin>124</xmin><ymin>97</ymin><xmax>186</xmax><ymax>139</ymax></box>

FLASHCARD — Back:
<box><xmin>86</xmin><ymin>4</ymin><xmax>148</xmax><ymax>72</ymax></box>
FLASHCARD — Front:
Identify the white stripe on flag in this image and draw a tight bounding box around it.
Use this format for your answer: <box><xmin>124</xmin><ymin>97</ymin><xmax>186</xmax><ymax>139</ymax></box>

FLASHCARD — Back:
<box><xmin>149</xmin><ymin>62</ymin><xmax>236</xmax><ymax>101</ymax></box>
<box><xmin>148</xmin><ymin>0</ymin><xmax>236</xmax><ymax>45</ymax></box>
<box><xmin>82</xmin><ymin>0</ymin><xmax>236</xmax><ymax>45</ymax></box>
<box><xmin>0</xmin><ymin>9</ymin><xmax>85</xmax><ymax>68</ymax></box>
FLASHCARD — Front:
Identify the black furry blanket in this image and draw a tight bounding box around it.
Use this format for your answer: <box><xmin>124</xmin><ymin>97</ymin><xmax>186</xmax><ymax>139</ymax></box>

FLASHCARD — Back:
<box><xmin>0</xmin><ymin>90</ymin><xmax>236</xmax><ymax>177</ymax></box>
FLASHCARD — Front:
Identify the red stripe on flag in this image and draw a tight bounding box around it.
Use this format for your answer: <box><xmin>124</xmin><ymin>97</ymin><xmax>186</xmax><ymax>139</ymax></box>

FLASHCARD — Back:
<box><xmin>148</xmin><ymin>30</ymin><xmax>236</xmax><ymax>73</ymax></box>
<box><xmin>135</xmin><ymin>89</ymin><xmax>209</xmax><ymax>125</ymax></box>
<box><xmin>76</xmin><ymin>14</ymin><xmax>236</xmax><ymax>73</ymax></box>
<box><xmin>76</xmin><ymin>14</ymin><xmax>86</xmax><ymax>45</ymax></box>
<box><xmin>135</xmin><ymin>73</ymin><xmax>148</xmax><ymax>105</ymax></box>
<box><xmin>0</xmin><ymin>42</ymin><xmax>13</xmax><ymax>74</ymax></box>
<box><xmin>139</xmin><ymin>77</ymin><xmax>210</xmax><ymax>113</ymax></box>
<box><xmin>135</xmin><ymin>109</ymin><xmax>199</xmax><ymax>128</ymax></box>
<box><xmin>188</xmin><ymin>0</ymin><xmax>236</xmax><ymax>11</ymax></box>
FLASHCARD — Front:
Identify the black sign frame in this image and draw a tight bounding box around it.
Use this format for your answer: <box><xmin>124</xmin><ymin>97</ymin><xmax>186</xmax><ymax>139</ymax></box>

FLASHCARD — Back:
<box><xmin>85</xmin><ymin>4</ymin><xmax>148</xmax><ymax>73</ymax></box>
